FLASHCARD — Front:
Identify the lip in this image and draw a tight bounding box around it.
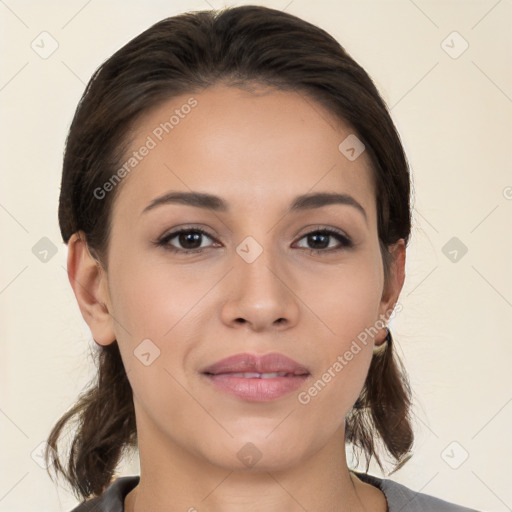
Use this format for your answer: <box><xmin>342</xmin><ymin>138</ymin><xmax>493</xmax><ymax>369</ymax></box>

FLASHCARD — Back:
<box><xmin>200</xmin><ymin>352</ymin><xmax>310</xmax><ymax>402</ymax></box>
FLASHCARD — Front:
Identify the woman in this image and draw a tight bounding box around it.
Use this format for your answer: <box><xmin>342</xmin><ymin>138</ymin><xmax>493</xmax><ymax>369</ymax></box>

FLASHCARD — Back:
<box><xmin>45</xmin><ymin>5</ymin><xmax>480</xmax><ymax>511</ymax></box>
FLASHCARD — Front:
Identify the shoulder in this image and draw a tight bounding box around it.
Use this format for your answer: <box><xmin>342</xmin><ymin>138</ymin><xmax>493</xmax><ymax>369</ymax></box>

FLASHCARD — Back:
<box><xmin>352</xmin><ymin>471</ymin><xmax>481</xmax><ymax>512</ymax></box>
<box><xmin>68</xmin><ymin>476</ymin><xmax>139</xmax><ymax>512</ymax></box>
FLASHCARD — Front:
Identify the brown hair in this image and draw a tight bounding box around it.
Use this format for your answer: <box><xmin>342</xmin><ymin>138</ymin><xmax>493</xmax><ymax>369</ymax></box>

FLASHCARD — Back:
<box><xmin>46</xmin><ymin>4</ymin><xmax>414</xmax><ymax>500</ymax></box>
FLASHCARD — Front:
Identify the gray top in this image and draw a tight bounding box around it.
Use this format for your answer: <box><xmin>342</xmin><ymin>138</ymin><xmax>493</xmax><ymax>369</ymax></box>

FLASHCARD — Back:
<box><xmin>69</xmin><ymin>472</ymin><xmax>481</xmax><ymax>511</ymax></box>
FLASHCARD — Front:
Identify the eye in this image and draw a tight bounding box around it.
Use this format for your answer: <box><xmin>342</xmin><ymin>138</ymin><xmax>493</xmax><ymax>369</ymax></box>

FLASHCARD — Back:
<box><xmin>154</xmin><ymin>227</ymin><xmax>219</xmax><ymax>254</ymax></box>
<box><xmin>294</xmin><ymin>228</ymin><xmax>353</xmax><ymax>255</ymax></box>
<box><xmin>153</xmin><ymin>226</ymin><xmax>353</xmax><ymax>255</ymax></box>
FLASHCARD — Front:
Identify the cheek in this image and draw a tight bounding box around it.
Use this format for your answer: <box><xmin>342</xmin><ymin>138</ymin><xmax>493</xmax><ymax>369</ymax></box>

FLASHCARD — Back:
<box><xmin>311</xmin><ymin>252</ymin><xmax>384</xmax><ymax>341</ymax></box>
<box><xmin>107</xmin><ymin>253</ymin><xmax>219</xmax><ymax>408</ymax></box>
<box><xmin>106</xmin><ymin>256</ymin><xmax>205</xmax><ymax>427</ymax></box>
<box><xmin>108</xmin><ymin>252</ymin><xmax>210</xmax><ymax>344</ymax></box>
<box><xmin>297</xmin><ymin>348</ymin><xmax>374</xmax><ymax>435</ymax></box>
<box><xmin>296</xmin><ymin>253</ymin><xmax>383</xmax><ymax>416</ymax></box>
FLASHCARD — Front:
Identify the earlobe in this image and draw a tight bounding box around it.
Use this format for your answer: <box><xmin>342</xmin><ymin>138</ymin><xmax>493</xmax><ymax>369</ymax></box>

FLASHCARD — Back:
<box><xmin>66</xmin><ymin>231</ymin><xmax>116</xmax><ymax>346</ymax></box>
<box><xmin>376</xmin><ymin>239</ymin><xmax>406</xmax><ymax>346</ymax></box>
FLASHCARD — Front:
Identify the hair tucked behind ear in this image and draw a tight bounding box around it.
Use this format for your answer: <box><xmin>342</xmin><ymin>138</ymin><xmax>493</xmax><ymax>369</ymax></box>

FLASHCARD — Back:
<box><xmin>345</xmin><ymin>332</ymin><xmax>414</xmax><ymax>474</ymax></box>
<box><xmin>47</xmin><ymin>4</ymin><xmax>414</xmax><ymax>500</ymax></box>
<box><xmin>45</xmin><ymin>343</ymin><xmax>136</xmax><ymax>499</ymax></box>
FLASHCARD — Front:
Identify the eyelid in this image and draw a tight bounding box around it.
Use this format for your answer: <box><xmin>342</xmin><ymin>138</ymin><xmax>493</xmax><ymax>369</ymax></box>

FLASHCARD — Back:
<box><xmin>295</xmin><ymin>224</ymin><xmax>351</xmax><ymax>240</ymax></box>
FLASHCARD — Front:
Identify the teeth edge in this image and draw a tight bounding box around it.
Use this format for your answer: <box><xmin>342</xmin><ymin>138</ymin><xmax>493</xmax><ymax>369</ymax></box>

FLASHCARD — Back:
<box><xmin>229</xmin><ymin>372</ymin><xmax>289</xmax><ymax>378</ymax></box>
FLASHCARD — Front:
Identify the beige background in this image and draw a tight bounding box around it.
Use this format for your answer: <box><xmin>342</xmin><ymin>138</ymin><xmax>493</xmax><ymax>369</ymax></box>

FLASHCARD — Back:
<box><xmin>1</xmin><ymin>1</ymin><xmax>511</xmax><ymax>511</ymax></box>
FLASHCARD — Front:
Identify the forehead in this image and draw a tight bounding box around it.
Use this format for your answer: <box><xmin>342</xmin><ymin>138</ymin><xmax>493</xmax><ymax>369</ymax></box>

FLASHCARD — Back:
<box><xmin>112</xmin><ymin>84</ymin><xmax>376</xmax><ymax>221</ymax></box>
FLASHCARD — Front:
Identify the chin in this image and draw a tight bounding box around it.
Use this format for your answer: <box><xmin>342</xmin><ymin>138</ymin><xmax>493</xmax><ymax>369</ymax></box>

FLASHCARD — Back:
<box><xmin>202</xmin><ymin>430</ymin><xmax>312</xmax><ymax>474</ymax></box>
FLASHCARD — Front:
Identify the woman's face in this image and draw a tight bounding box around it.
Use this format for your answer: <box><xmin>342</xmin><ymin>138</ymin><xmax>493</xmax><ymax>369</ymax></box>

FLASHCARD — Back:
<box><xmin>84</xmin><ymin>83</ymin><xmax>405</xmax><ymax>472</ymax></box>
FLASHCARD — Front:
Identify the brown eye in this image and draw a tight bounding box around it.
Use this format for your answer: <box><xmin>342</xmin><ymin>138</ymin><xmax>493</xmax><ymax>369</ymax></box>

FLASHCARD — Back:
<box><xmin>155</xmin><ymin>228</ymin><xmax>218</xmax><ymax>254</ymax></box>
<box><xmin>295</xmin><ymin>229</ymin><xmax>352</xmax><ymax>254</ymax></box>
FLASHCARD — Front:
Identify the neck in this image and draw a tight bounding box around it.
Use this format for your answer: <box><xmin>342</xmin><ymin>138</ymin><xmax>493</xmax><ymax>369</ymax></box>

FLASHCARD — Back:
<box><xmin>125</xmin><ymin>420</ymin><xmax>384</xmax><ymax>512</ymax></box>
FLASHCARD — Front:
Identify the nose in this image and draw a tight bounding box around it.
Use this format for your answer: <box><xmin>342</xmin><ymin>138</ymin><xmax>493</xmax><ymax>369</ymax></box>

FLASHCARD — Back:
<box><xmin>220</xmin><ymin>243</ymin><xmax>300</xmax><ymax>333</ymax></box>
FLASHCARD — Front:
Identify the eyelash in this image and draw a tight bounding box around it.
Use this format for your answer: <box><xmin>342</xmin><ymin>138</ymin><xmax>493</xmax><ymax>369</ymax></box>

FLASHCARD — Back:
<box><xmin>153</xmin><ymin>226</ymin><xmax>353</xmax><ymax>256</ymax></box>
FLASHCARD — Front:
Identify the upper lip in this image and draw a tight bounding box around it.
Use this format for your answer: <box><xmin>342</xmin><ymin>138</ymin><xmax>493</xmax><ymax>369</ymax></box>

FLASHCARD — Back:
<box><xmin>201</xmin><ymin>352</ymin><xmax>310</xmax><ymax>376</ymax></box>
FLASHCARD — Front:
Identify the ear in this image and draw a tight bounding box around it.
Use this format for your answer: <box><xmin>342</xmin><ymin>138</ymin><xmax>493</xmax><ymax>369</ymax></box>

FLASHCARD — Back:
<box><xmin>375</xmin><ymin>239</ymin><xmax>406</xmax><ymax>347</ymax></box>
<box><xmin>66</xmin><ymin>231</ymin><xmax>116</xmax><ymax>346</ymax></box>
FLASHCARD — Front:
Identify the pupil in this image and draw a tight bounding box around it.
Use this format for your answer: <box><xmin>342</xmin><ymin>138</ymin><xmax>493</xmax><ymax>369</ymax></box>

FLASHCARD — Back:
<box><xmin>309</xmin><ymin>233</ymin><xmax>328</xmax><ymax>249</ymax></box>
<box><xmin>180</xmin><ymin>232</ymin><xmax>201</xmax><ymax>249</ymax></box>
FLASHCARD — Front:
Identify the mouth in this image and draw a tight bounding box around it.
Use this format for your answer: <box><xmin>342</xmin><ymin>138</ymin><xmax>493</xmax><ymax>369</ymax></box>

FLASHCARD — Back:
<box><xmin>223</xmin><ymin>371</ymin><xmax>302</xmax><ymax>378</ymax></box>
<box><xmin>200</xmin><ymin>352</ymin><xmax>310</xmax><ymax>402</ymax></box>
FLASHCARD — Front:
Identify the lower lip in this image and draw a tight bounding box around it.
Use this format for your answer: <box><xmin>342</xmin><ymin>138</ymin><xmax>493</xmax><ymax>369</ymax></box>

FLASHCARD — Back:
<box><xmin>204</xmin><ymin>374</ymin><xmax>309</xmax><ymax>402</ymax></box>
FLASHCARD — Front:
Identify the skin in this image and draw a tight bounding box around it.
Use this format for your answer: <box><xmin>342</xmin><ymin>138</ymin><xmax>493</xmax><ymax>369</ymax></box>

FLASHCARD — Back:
<box><xmin>68</xmin><ymin>83</ymin><xmax>405</xmax><ymax>511</ymax></box>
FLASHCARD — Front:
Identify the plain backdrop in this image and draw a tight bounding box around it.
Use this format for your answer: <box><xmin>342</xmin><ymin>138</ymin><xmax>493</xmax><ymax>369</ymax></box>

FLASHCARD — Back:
<box><xmin>1</xmin><ymin>1</ymin><xmax>511</xmax><ymax>511</ymax></box>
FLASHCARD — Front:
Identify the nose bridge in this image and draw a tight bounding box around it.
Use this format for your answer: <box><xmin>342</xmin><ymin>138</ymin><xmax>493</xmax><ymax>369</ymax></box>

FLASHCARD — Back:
<box><xmin>222</xmin><ymin>233</ymin><xmax>298</xmax><ymax>330</ymax></box>
<box><xmin>239</xmin><ymin>237</ymin><xmax>282</xmax><ymax>297</ymax></box>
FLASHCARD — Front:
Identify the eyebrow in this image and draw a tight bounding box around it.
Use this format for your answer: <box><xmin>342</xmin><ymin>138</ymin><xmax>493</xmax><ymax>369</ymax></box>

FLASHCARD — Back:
<box><xmin>141</xmin><ymin>191</ymin><xmax>367</xmax><ymax>223</ymax></box>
